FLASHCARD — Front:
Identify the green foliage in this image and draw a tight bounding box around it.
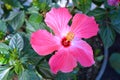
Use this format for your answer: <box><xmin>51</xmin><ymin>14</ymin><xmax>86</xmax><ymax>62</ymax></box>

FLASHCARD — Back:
<box><xmin>110</xmin><ymin>53</ymin><xmax>120</xmax><ymax>74</ymax></box>
<box><xmin>99</xmin><ymin>25</ymin><xmax>116</xmax><ymax>48</ymax></box>
<box><xmin>0</xmin><ymin>31</ymin><xmax>5</xmax><ymax>40</ymax></box>
<box><xmin>32</xmin><ymin>0</ymin><xmax>51</xmax><ymax>12</ymax></box>
<box><xmin>88</xmin><ymin>4</ymin><xmax>119</xmax><ymax>48</ymax></box>
<box><xmin>87</xmin><ymin>8</ymin><xmax>106</xmax><ymax>21</ymax></box>
<box><xmin>0</xmin><ymin>43</ymin><xmax>9</xmax><ymax>64</ymax></box>
<box><xmin>109</xmin><ymin>9</ymin><xmax>120</xmax><ymax>34</ymax></box>
<box><xmin>92</xmin><ymin>0</ymin><xmax>104</xmax><ymax>6</ymax></box>
<box><xmin>27</xmin><ymin>6</ymin><xmax>39</xmax><ymax>14</ymax></box>
<box><xmin>0</xmin><ymin>0</ymin><xmax>120</xmax><ymax>79</ymax></box>
<box><xmin>9</xmin><ymin>33</ymin><xmax>24</xmax><ymax>52</ymax></box>
<box><xmin>29</xmin><ymin>13</ymin><xmax>43</xmax><ymax>23</ymax></box>
<box><xmin>26</xmin><ymin>21</ymin><xmax>51</xmax><ymax>34</ymax></box>
<box><xmin>2</xmin><ymin>0</ymin><xmax>22</xmax><ymax>8</ymax></box>
<box><xmin>19</xmin><ymin>69</ymin><xmax>41</xmax><ymax>80</ymax></box>
<box><xmin>26</xmin><ymin>13</ymin><xmax>43</xmax><ymax>33</ymax></box>
<box><xmin>95</xmin><ymin>55</ymin><xmax>104</xmax><ymax>62</ymax></box>
<box><xmin>37</xmin><ymin>60</ymin><xmax>53</xmax><ymax>79</ymax></box>
<box><xmin>0</xmin><ymin>66</ymin><xmax>13</xmax><ymax>80</ymax></box>
<box><xmin>0</xmin><ymin>20</ymin><xmax>7</xmax><ymax>33</ymax></box>
<box><xmin>6</xmin><ymin>11</ymin><xmax>25</xmax><ymax>31</ymax></box>
<box><xmin>73</xmin><ymin>0</ymin><xmax>92</xmax><ymax>13</ymax></box>
<box><xmin>54</xmin><ymin>68</ymin><xmax>79</xmax><ymax>80</ymax></box>
<box><xmin>0</xmin><ymin>20</ymin><xmax>7</xmax><ymax>40</ymax></box>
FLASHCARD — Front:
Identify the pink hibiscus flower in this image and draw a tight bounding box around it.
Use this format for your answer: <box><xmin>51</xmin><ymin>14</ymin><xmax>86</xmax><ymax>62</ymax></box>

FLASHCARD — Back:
<box><xmin>30</xmin><ymin>8</ymin><xmax>99</xmax><ymax>74</ymax></box>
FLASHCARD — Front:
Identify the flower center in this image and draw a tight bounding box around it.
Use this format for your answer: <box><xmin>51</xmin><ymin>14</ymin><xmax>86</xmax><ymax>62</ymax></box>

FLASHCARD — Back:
<box><xmin>66</xmin><ymin>32</ymin><xmax>74</xmax><ymax>41</ymax></box>
<box><xmin>61</xmin><ymin>32</ymin><xmax>74</xmax><ymax>47</ymax></box>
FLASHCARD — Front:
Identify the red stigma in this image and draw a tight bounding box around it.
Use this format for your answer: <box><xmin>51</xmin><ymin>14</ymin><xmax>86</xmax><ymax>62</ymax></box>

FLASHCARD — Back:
<box><xmin>61</xmin><ymin>37</ymin><xmax>71</xmax><ymax>47</ymax></box>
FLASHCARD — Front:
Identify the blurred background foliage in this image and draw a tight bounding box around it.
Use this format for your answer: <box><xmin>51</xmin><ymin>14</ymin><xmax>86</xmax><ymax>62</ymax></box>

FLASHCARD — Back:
<box><xmin>0</xmin><ymin>0</ymin><xmax>120</xmax><ymax>80</ymax></box>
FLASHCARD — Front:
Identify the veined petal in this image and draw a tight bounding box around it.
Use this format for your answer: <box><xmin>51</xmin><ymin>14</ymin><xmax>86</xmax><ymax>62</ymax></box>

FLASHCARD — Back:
<box><xmin>70</xmin><ymin>14</ymin><xmax>99</xmax><ymax>39</ymax></box>
<box><xmin>49</xmin><ymin>49</ymin><xmax>77</xmax><ymax>74</ymax></box>
<box><xmin>30</xmin><ymin>30</ymin><xmax>60</xmax><ymax>56</ymax></box>
<box><xmin>70</xmin><ymin>40</ymin><xmax>95</xmax><ymax>67</ymax></box>
<box><xmin>45</xmin><ymin>8</ymin><xmax>72</xmax><ymax>37</ymax></box>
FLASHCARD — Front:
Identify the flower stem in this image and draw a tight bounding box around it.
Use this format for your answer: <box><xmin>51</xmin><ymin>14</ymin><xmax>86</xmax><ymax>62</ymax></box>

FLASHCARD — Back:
<box><xmin>96</xmin><ymin>47</ymin><xmax>109</xmax><ymax>80</ymax></box>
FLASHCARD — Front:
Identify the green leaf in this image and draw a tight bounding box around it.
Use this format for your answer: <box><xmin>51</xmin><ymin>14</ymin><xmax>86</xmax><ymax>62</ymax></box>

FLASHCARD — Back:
<box><xmin>55</xmin><ymin>69</ymin><xmax>78</xmax><ymax>80</ymax></box>
<box><xmin>37</xmin><ymin>61</ymin><xmax>53</xmax><ymax>79</ymax></box>
<box><xmin>99</xmin><ymin>26</ymin><xmax>116</xmax><ymax>48</ymax></box>
<box><xmin>0</xmin><ymin>66</ymin><xmax>12</xmax><ymax>80</ymax></box>
<box><xmin>8</xmin><ymin>11</ymin><xmax>25</xmax><ymax>31</ymax></box>
<box><xmin>0</xmin><ymin>20</ymin><xmax>7</xmax><ymax>33</ymax></box>
<box><xmin>28</xmin><ymin>7</ymin><xmax>39</xmax><ymax>14</ymax></box>
<box><xmin>9</xmin><ymin>33</ymin><xmax>24</xmax><ymax>52</ymax></box>
<box><xmin>92</xmin><ymin>0</ymin><xmax>104</xmax><ymax>6</ymax></box>
<box><xmin>26</xmin><ymin>20</ymin><xmax>51</xmax><ymax>33</ymax></box>
<box><xmin>26</xmin><ymin>13</ymin><xmax>43</xmax><ymax>33</ymax></box>
<box><xmin>5</xmin><ymin>11</ymin><xmax>19</xmax><ymax>21</ymax></box>
<box><xmin>2</xmin><ymin>0</ymin><xmax>22</xmax><ymax>8</ymax></box>
<box><xmin>19</xmin><ymin>69</ymin><xmax>41</xmax><ymax>80</ymax></box>
<box><xmin>0</xmin><ymin>31</ymin><xmax>5</xmax><ymax>40</ymax></box>
<box><xmin>21</xmin><ymin>49</ymin><xmax>42</xmax><ymax>65</ymax></box>
<box><xmin>72</xmin><ymin>0</ymin><xmax>92</xmax><ymax>13</ymax></box>
<box><xmin>0</xmin><ymin>54</ymin><xmax>8</xmax><ymax>65</ymax></box>
<box><xmin>109</xmin><ymin>9</ymin><xmax>120</xmax><ymax>34</ymax></box>
<box><xmin>39</xmin><ymin>2</ymin><xmax>48</xmax><ymax>11</ymax></box>
<box><xmin>110</xmin><ymin>53</ymin><xmax>120</xmax><ymax>74</ymax></box>
<box><xmin>0</xmin><ymin>48</ymin><xmax>9</xmax><ymax>55</ymax></box>
<box><xmin>0</xmin><ymin>43</ymin><xmax>9</xmax><ymax>50</ymax></box>
<box><xmin>26</xmin><ymin>20</ymin><xmax>40</xmax><ymax>33</ymax></box>
<box><xmin>96</xmin><ymin>55</ymin><xmax>104</xmax><ymax>62</ymax></box>
<box><xmin>94</xmin><ymin>49</ymin><xmax>101</xmax><ymax>56</ymax></box>
<box><xmin>0</xmin><ymin>43</ymin><xmax>9</xmax><ymax>55</ymax></box>
<box><xmin>32</xmin><ymin>0</ymin><xmax>50</xmax><ymax>12</ymax></box>
<box><xmin>39</xmin><ymin>0</ymin><xmax>52</xmax><ymax>5</ymax></box>
<box><xmin>39</xmin><ymin>23</ymin><xmax>52</xmax><ymax>32</ymax></box>
<box><xmin>29</xmin><ymin>13</ymin><xmax>43</xmax><ymax>24</ymax></box>
<box><xmin>55</xmin><ymin>72</ymin><xmax>69</xmax><ymax>80</ymax></box>
<box><xmin>25</xmin><ymin>20</ymin><xmax>35</xmax><ymax>32</ymax></box>
<box><xmin>14</xmin><ymin>60</ymin><xmax>23</xmax><ymax>74</ymax></box>
<box><xmin>0</xmin><ymin>43</ymin><xmax>9</xmax><ymax>64</ymax></box>
<box><xmin>87</xmin><ymin>8</ymin><xmax>106</xmax><ymax>21</ymax></box>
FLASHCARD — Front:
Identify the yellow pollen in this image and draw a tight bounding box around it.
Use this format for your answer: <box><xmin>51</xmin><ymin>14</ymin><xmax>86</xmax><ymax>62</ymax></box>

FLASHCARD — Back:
<box><xmin>66</xmin><ymin>32</ymin><xmax>74</xmax><ymax>41</ymax></box>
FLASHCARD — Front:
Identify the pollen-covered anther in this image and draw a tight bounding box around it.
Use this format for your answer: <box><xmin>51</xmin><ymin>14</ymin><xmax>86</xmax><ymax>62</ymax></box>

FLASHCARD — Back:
<box><xmin>66</xmin><ymin>32</ymin><xmax>74</xmax><ymax>41</ymax></box>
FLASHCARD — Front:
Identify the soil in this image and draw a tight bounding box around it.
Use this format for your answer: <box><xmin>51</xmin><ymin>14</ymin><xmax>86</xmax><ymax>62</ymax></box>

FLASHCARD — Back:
<box><xmin>77</xmin><ymin>36</ymin><xmax>103</xmax><ymax>80</ymax></box>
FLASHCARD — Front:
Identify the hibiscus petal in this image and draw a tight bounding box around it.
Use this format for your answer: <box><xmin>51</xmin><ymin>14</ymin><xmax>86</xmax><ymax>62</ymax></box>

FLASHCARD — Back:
<box><xmin>70</xmin><ymin>40</ymin><xmax>95</xmax><ymax>67</ymax></box>
<box><xmin>49</xmin><ymin>49</ymin><xmax>77</xmax><ymax>74</ymax></box>
<box><xmin>70</xmin><ymin>13</ymin><xmax>99</xmax><ymax>39</ymax></box>
<box><xmin>45</xmin><ymin>8</ymin><xmax>72</xmax><ymax>37</ymax></box>
<box><xmin>30</xmin><ymin>30</ymin><xmax>60</xmax><ymax>56</ymax></box>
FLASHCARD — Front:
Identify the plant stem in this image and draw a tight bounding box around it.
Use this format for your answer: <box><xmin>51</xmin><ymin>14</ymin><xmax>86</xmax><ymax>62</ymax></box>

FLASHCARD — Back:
<box><xmin>96</xmin><ymin>47</ymin><xmax>108</xmax><ymax>80</ymax></box>
<box><xmin>65</xmin><ymin>0</ymin><xmax>69</xmax><ymax>7</ymax></box>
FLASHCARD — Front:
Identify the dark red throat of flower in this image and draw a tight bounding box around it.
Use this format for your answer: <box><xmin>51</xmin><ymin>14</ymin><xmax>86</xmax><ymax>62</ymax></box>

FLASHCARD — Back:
<box><xmin>61</xmin><ymin>38</ymin><xmax>70</xmax><ymax>47</ymax></box>
<box><xmin>61</xmin><ymin>32</ymin><xmax>74</xmax><ymax>47</ymax></box>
